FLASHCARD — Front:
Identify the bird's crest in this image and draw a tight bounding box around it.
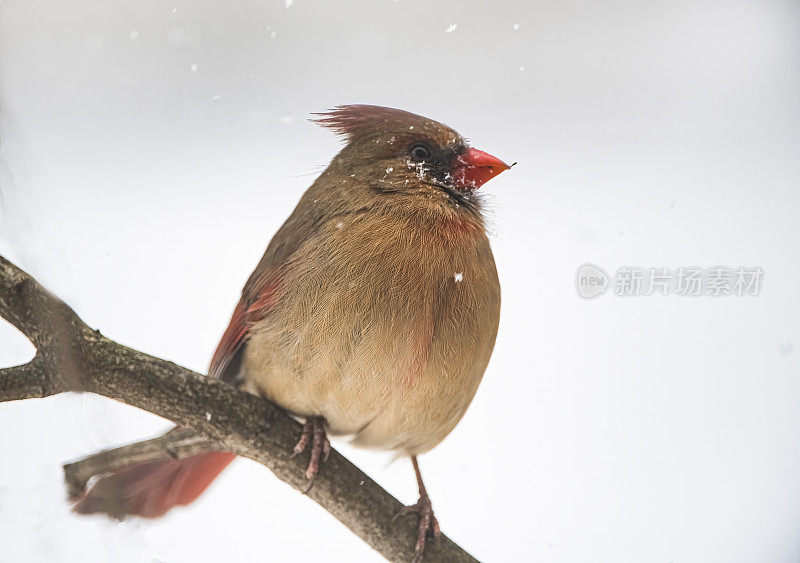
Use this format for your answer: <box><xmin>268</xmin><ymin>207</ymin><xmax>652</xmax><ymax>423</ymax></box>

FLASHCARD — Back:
<box><xmin>312</xmin><ymin>105</ymin><xmax>457</xmax><ymax>144</ymax></box>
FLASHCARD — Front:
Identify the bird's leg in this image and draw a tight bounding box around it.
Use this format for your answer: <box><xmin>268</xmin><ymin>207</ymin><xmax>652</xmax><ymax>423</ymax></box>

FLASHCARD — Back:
<box><xmin>291</xmin><ymin>416</ymin><xmax>330</xmax><ymax>491</ymax></box>
<box><xmin>394</xmin><ymin>455</ymin><xmax>441</xmax><ymax>562</ymax></box>
<box><xmin>307</xmin><ymin>417</ymin><xmax>332</xmax><ymax>481</ymax></box>
<box><xmin>291</xmin><ymin>419</ymin><xmax>313</xmax><ymax>457</ymax></box>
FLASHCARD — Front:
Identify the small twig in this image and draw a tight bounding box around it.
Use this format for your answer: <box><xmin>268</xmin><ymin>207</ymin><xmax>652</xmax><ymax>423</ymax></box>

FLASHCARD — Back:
<box><xmin>63</xmin><ymin>428</ymin><xmax>219</xmax><ymax>500</ymax></box>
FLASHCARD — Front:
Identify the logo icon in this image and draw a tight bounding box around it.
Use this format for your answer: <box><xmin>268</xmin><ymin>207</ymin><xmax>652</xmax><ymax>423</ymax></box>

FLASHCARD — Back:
<box><xmin>576</xmin><ymin>263</ymin><xmax>609</xmax><ymax>299</ymax></box>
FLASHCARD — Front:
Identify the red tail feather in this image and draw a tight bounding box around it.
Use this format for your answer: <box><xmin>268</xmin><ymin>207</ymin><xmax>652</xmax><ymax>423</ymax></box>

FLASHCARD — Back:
<box><xmin>74</xmin><ymin>291</ymin><xmax>263</xmax><ymax>518</ymax></box>
<box><xmin>72</xmin><ymin>451</ymin><xmax>236</xmax><ymax>519</ymax></box>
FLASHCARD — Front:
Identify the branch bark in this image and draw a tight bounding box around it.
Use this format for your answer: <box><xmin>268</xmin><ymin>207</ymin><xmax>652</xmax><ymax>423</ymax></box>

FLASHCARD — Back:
<box><xmin>0</xmin><ymin>255</ymin><xmax>478</xmax><ymax>563</ymax></box>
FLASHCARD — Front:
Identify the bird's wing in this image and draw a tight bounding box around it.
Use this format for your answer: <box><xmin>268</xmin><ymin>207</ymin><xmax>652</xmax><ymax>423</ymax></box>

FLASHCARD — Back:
<box><xmin>208</xmin><ymin>250</ymin><xmax>295</xmax><ymax>384</ymax></box>
<box><xmin>208</xmin><ymin>299</ymin><xmax>249</xmax><ymax>382</ymax></box>
<box><xmin>208</xmin><ymin>206</ymin><xmax>321</xmax><ymax>383</ymax></box>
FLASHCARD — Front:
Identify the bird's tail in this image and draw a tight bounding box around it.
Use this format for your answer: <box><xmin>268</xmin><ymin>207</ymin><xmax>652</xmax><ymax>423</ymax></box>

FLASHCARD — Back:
<box><xmin>71</xmin><ymin>451</ymin><xmax>236</xmax><ymax>519</ymax></box>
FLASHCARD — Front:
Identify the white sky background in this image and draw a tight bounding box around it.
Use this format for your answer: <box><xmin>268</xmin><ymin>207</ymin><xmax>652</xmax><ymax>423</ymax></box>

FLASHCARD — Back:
<box><xmin>1</xmin><ymin>0</ymin><xmax>799</xmax><ymax>561</ymax></box>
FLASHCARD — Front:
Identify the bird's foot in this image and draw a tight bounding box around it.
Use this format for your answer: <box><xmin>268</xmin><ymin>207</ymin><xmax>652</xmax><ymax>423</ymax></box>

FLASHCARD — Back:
<box><xmin>291</xmin><ymin>416</ymin><xmax>330</xmax><ymax>492</ymax></box>
<box><xmin>394</xmin><ymin>494</ymin><xmax>441</xmax><ymax>562</ymax></box>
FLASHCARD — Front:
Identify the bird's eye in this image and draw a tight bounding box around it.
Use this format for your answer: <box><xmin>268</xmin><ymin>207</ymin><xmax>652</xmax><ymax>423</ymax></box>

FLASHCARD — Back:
<box><xmin>409</xmin><ymin>143</ymin><xmax>432</xmax><ymax>161</ymax></box>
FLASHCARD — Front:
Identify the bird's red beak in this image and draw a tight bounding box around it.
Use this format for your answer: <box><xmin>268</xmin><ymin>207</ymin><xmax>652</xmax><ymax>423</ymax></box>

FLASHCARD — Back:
<box><xmin>451</xmin><ymin>148</ymin><xmax>511</xmax><ymax>190</ymax></box>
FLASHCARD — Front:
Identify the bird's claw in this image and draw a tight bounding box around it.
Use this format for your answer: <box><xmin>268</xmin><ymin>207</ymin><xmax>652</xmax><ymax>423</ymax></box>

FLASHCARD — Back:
<box><xmin>395</xmin><ymin>494</ymin><xmax>440</xmax><ymax>562</ymax></box>
<box><xmin>291</xmin><ymin>416</ymin><xmax>330</xmax><ymax>492</ymax></box>
<box><xmin>291</xmin><ymin>421</ymin><xmax>312</xmax><ymax>458</ymax></box>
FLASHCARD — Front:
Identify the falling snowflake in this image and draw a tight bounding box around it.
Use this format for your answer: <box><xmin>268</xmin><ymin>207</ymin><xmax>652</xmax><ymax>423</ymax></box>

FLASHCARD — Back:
<box><xmin>454</xmin><ymin>272</ymin><xmax>464</xmax><ymax>283</ymax></box>
<box><xmin>445</xmin><ymin>23</ymin><xmax>458</xmax><ymax>34</ymax></box>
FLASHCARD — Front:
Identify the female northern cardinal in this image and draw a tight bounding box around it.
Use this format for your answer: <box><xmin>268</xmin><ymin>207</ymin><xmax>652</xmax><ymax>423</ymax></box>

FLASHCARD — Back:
<box><xmin>73</xmin><ymin>105</ymin><xmax>511</xmax><ymax>560</ymax></box>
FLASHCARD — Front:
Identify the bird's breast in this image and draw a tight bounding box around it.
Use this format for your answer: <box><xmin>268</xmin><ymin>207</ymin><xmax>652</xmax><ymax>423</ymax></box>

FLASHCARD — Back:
<box><xmin>243</xmin><ymin>210</ymin><xmax>500</xmax><ymax>454</ymax></box>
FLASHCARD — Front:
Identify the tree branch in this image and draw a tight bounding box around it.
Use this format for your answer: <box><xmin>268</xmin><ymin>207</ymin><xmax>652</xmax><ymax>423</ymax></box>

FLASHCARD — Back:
<box><xmin>0</xmin><ymin>255</ymin><xmax>478</xmax><ymax>563</ymax></box>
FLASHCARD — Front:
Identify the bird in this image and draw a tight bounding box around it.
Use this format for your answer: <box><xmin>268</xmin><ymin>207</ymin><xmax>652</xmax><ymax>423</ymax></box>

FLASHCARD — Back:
<box><xmin>72</xmin><ymin>105</ymin><xmax>511</xmax><ymax>561</ymax></box>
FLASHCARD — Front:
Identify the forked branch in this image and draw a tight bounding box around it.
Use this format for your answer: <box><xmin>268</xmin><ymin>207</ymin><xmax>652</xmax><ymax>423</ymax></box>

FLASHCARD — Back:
<box><xmin>0</xmin><ymin>255</ymin><xmax>477</xmax><ymax>563</ymax></box>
